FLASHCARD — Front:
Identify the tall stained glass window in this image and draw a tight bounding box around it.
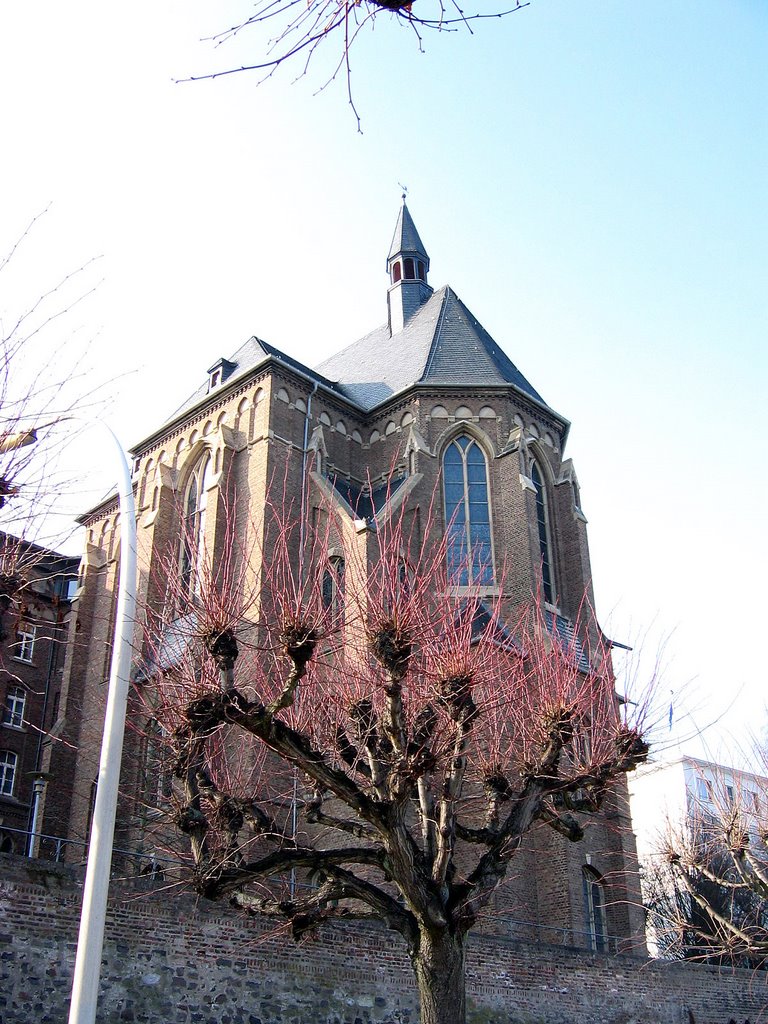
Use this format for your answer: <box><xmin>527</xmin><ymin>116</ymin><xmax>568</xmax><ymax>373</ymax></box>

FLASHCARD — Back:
<box><xmin>443</xmin><ymin>435</ymin><xmax>494</xmax><ymax>586</ymax></box>
<box><xmin>179</xmin><ymin>453</ymin><xmax>213</xmax><ymax>598</ymax></box>
<box><xmin>531</xmin><ymin>459</ymin><xmax>554</xmax><ymax>604</ymax></box>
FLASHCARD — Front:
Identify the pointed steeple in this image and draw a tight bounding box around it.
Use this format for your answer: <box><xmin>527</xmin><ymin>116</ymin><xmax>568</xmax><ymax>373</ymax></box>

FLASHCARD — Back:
<box><xmin>386</xmin><ymin>200</ymin><xmax>433</xmax><ymax>335</ymax></box>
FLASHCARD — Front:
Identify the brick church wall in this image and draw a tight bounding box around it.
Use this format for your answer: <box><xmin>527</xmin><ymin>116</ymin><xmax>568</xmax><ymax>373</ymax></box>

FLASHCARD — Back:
<box><xmin>1</xmin><ymin>855</ymin><xmax>764</xmax><ymax>1024</ymax></box>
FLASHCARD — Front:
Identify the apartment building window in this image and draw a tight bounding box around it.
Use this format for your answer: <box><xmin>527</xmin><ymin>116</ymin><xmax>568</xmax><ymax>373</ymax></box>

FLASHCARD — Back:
<box><xmin>2</xmin><ymin>686</ymin><xmax>26</xmax><ymax>729</ymax></box>
<box><xmin>0</xmin><ymin>751</ymin><xmax>18</xmax><ymax>797</ymax></box>
<box><xmin>15</xmin><ymin>621</ymin><xmax>36</xmax><ymax>663</ymax></box>
<box><xmin>696</xmin><ymin>777</ymin><xmax>712</xmax><ymax>802</ymax></box>
<box><xmin>443</xmin><ymin>434</ymin><xmax>494</xmax><ymax>586</ymax></box>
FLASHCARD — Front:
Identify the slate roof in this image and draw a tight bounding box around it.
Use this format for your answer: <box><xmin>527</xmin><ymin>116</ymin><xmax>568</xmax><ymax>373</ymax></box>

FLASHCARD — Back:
<box><xmin>141</xmin><ymin>206</ymin><xmax>553</xmax><ymax>446</ymax></box>
<box><xmin>544</xmin><ymin>610</ymin><xmax>592</xmax><ymax>674</ymax></box>
<box><xmin>388</xmin><ymin>202</ymin><xmax>429</xmax><ymax>262</ymax></box>
<box><xmin>164</xmin><ymin>335</ymin><xmax>343</xmax><ymax>427</ymax></box>
<box><xmin>327</xmin><ymin>473</ymin><xmax>407</xmax><ymax>520</ymax></box>
<box><xmin>314</xmin><ymin>285</ymin><xmax>547</xmax><ymax>413</ymax></box>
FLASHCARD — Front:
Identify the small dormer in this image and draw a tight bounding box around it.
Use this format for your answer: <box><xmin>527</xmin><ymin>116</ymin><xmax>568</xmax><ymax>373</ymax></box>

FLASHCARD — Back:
<box><xmin>207</xmin><ymin>357</ymin><xmax>236</xmax><ymax>393</ymax></box>
<box><xmin>387</xmin><ymin>201</ymin><xmax>433</xmax><ymax>335</ymax></box>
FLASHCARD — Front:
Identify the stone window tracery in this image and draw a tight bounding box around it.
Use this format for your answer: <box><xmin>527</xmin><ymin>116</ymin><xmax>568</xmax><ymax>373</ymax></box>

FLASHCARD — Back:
<box><xmin>443</xmin><ymin>434</ymin><xmax>494</xmax><ymax>586</ymax></box>
<box><xmin>179</xmin><ymin>453</ymin><xmax>213</xmax><ymax>599</ymax></box>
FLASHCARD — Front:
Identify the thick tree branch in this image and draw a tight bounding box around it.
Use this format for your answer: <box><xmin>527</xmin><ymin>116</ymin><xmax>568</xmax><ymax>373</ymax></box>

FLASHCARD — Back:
<box><xmin>204</xmin><ymin>844</ymin><xmax>386</xmax><ymax>900</ymax></box>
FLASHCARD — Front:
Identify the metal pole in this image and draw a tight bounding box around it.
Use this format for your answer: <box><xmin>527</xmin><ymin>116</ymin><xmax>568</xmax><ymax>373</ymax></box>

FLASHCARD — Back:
<box><xmin>26</xmin><ymin>773</ymin><xmax>50</xmax><ymax>857</ymax></box>
<box><xmin>68</xmin><ymin>427</ymin><xmax>137</xmax><ymax>1024</ymax></box>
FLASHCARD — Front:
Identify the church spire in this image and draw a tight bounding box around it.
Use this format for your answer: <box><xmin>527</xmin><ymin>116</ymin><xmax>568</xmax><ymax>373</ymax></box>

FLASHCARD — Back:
<box><xmin>386</xmin><ymin>200</ymin><xmax>432</xmax><ymax>335</ymax></box>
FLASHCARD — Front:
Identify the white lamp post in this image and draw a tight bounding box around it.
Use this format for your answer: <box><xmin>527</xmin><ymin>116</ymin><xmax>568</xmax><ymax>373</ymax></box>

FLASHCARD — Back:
<box><xmin>68</xmin><ymin>427</ymin><xmax>137</xmax><ymax>1024</ymax></box>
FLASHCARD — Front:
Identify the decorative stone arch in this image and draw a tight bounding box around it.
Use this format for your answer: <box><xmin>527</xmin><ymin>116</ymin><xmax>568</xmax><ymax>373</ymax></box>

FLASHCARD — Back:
<box><xmin>433</xmin><ymin>420</ymin><xmax>497</xmax><ymax>463</ymax></box>
<box><xmin>249</xmin><ymin>386</ymin><xmax>266</xmax><ymax>440</ymax></box>
<box><xmin>526</xmin><ymin>438</ymin><xmax>558</xmax><ymax>488</ymax></box>
<box><xmin>235</xmin><ymin>395</ymin><xmax>251</xmax><ymax>439</ymax></box>
<box><xmin>177</xmin><ymin>438</ymin><xmax>215</xmax><ymax>493</ymax></box>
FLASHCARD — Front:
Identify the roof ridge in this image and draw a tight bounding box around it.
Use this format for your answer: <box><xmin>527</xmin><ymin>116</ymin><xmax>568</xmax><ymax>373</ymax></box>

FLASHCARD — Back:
<box><xmin>421</xmin><ymin>285</ymin><xmax>451</xmax><ymax>380</ymax></box>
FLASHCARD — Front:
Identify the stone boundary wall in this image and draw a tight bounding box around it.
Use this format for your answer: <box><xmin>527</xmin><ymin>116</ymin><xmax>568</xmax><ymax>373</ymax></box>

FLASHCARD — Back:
<box><xmin>0</xmin><ymin>855</ymin><xmax>765</xmax><ymax>1024</ymax></box>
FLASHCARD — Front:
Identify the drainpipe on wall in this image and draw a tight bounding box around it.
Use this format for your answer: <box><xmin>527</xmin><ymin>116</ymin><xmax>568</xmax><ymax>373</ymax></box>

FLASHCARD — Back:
<box><xmin>26</xmin><ymin>598</ymin><xmax>66</xmax><ymax>856</ymax></box>
<box><xmin>290</xmin><ymin>379</ymin><xmax>318</xmax><ymax>899</ymax></box>
<box><xmin>298</xmin><ymin>379</ymin><xmax>319</xmax><ymax>578</ymax></box>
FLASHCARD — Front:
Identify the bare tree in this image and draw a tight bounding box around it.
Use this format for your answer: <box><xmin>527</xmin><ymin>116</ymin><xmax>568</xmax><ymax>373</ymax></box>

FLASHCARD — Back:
<box><xmin>651</xmin><ymin>773</ymin><xmax>768</xmax><ymax>968</ymax></box>
<box><xmin>135</xmin><ymin>481</ymin><xmax>654</xmax><ymax>1024</ymax></box>
<box><xmin>189</xmin><ymin>1</ymin><xmax>529</xmax><ymax>127</ymax></box>
<box><xmin>0</xmin><ymin>208</ymin><xmax>102</xmax><ymax>555</ymax></box>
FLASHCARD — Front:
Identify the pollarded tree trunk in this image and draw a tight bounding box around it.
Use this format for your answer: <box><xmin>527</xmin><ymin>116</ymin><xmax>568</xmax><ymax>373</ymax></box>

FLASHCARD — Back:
<box><xmin>411</xmin><ymin>929</ymin><xmax>467</xmax><ymax>1024</ymax></box>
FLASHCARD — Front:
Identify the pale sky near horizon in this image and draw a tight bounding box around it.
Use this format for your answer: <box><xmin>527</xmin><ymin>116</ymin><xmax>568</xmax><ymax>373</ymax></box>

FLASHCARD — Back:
<box><xmin>1</xmin><ymin>1</ymin><xmax>766</xmax><ymax>761</ymax></box>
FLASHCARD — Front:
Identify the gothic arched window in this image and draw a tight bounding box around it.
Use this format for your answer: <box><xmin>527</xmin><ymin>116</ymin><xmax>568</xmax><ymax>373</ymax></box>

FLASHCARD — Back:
<box><xmin>530</xmin><ymin>459</ymin><xmax>555</xmax><ymax>604</ymax></box>
<box><xmin>583</xmin><ymin>866</ymin><xmax>608</xmax><ymax>952</ymax></box>
<box><xmin>179</xmin><ymin>453</ymin><xmax>212</xmax><ymax>597</ymax></box>
<box><xmin>321</xmin><ymin>556</ymin><xmax>345</xmax><ymax>625</ymax></box>
<box><xmin>443</xmin><ymin>435</ymin><xmax>494</xmax><ymax>586</ymax></box>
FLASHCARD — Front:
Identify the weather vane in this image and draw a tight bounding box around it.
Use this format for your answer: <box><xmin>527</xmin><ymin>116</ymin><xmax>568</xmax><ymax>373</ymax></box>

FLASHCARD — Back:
<box><xmin>398</xmin><ymin>182</ymin><xmax>408</xmax><ymax>202</ymax></box>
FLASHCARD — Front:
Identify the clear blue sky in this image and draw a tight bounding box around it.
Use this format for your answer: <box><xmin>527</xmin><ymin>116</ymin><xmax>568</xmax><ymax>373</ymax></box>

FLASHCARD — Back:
<box><xmin>1</xmin><ymin>0</ymin><xmax>766</xmax><ymax>755</ymax></box>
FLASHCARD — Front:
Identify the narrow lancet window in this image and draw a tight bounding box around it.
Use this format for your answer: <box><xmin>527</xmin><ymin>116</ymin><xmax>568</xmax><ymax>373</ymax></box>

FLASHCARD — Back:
<box><xmin>531</xmin><ymin>459</ymin><xmax>554</xmax><ymax>604</ymax></box>
<box><xmin>179</xmin><ymin>453</ymin><xmax>212</xmax><ymax>598</ymax></box>
<box><xmin>583</xmin><ymin>867</ymin><xmax>608</xmax><ymax>952</ymax></box>
<box><xmin>321</xmin><ymin>556</ymin><xmax>345</xmax><ymax>625</ymax></box>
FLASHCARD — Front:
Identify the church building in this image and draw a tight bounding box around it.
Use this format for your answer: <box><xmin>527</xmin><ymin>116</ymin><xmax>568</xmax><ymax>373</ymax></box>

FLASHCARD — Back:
<box><xmin>50</xmin><ymin>203</ymin><xmax>645</xmax><ymax>953</ymax></box>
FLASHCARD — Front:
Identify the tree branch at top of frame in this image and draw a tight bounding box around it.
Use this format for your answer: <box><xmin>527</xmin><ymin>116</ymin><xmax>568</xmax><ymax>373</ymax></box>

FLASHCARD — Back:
<box><xmin>180</xmin><ymin>1</ymin><xmax>530</xmax><ymax>129</ymax></box>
